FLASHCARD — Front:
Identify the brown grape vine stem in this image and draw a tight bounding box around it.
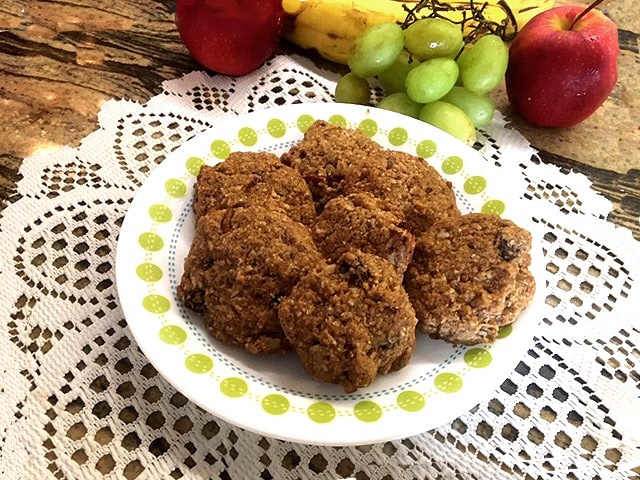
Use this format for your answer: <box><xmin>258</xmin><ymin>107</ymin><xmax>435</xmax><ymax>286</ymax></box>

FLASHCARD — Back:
<box><xmin>400</xmin><ymin>0</ymin><xmax>519</xmax><ymax>44</ymax></box>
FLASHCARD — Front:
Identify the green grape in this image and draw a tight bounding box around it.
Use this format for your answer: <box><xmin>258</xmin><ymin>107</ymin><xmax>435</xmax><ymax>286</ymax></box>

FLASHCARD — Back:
<box><xmin>335</xmin><ymin>73</ymin><xmax>371</xmax><ymax>105</ymax></box>
<box><xmin>405</xmin><ymin>58</ymin><xmax>458</xmax><ymax>104</ymax></box>
<box><xmin>441</xmin><ymin>86</ymin><xmax>495</xmax><ymax>127</ymax></box>
<box><xmin>378</xmin><ymin>51</ymin><xmax>420</xmax><ymax>94</ymax></box>
<box><xmin>377</xmin><ymin>92</ymin><xmax>423</xmax><ymax>118</ymax></box>
<box><xmin>419</xmin><ymin>101</ymin><xmax>476</xmax><ymax>146</ymax></box>
<box><xmin>457</xmin><ymin>35</ymin><xmax>509</xmax><ymax>94</ymax></box>
<box><xmin>348</xmin><ymin>23</ymin><xmax>405</xmax><ymax>78</ymax></box>
<box><xmin>404</xmin><ymin>18</ymin><xmax>463</xmax><ymax>60</ymax></box>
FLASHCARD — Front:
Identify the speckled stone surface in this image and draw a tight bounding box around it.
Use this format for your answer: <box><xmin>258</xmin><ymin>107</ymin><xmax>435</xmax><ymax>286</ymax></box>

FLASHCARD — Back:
<box><xmin>0</xmin><ymin>0</ymin><xmax>638</xmax><ymax>236</ymax></box>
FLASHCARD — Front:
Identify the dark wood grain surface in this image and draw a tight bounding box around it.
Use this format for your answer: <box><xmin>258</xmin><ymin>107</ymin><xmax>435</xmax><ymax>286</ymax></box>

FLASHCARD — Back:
<box><xmin>1</xmin><ymin>0</ymin><xmax>638</xmax><ymax>238</ymax></box>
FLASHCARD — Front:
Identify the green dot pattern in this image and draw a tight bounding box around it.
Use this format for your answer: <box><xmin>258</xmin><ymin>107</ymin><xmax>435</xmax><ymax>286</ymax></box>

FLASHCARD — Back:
<box><xmin>358</xmin><ymin>119</ymin><xmax>378</xmax><ymax>137</ymax></box>
<box><xmin>149</xmin><ymin>204</ymin><xmax>172</xmax><ymax>223</ymax></box>
<box><xmin>262</xmin><ymin>394</ymin><xmax>290</xmax><ymax>415</ymax></box>
<box><xmin>397</xmin><ymin>391</ymin><xmax>425</xmax><ymax>412</ymax></box>
<box><xmin>482</xmin><ymin>199</ymin><xmax>506</xmax><ymax>216</ymax></box>
<box><xmin>220</xmin><ymin>377</ymin><xmax>248</xmax><ymax>398</ymax></box>
<box><xmin>185</xmin><ymin>354</ymin><xmax>213</xmax><ymax>374</ymax></box>
<box><xmin>158</xmin><ymin>325</ymin><xmax>187</xmax><ymax>345</ymax></box>
<box><xmin>416</xmin><ymin>140</ymin><xmax>437</xmax><ymax>158</ymax></box>
<box><xmin>307</xmin><ymin>402</ymin><xmax>335</xmax><ymax>424</ymax></box>
<box><xmin>354</xmin><ymin>401</ymin><xmax>382</xmax><ymax>422</ymax></box>
<box><xmin>464</xmin><ymin>348</ymin><xmax>492</xmax><ymax>368</ymax></box>
<box><xmin>138</xmin><ymin>232</ymin><xmax>163</xmax><ymax>252</ymax></box>
<box><xmin>165</xmin><ymin>179</ymin><xmax>187</xmax><ymax>198</ymax></box>
<box><xmin>388</xmin><ymin>127</ymin><xmax>408</xmax><ymax>146</ymax></box>
<box><xmin>434</xmin><ymin>373</ymin><xmax>463</xmax><ymax>393</ymax></box>
<box><xmin>464</xmin><ymin>176</ymin><xmax>487</xmax><ymax>195</ymax></box>
<box><xmin>186</xmin><ymin>157</ymin><xmax>204</xmax><ymax>176</ymax></box>
<box><xmin>136</xmin><ymin>263</ymin><xmax>162</xmax><ymax>282</ymax></box>
<box><xmin>297</xmin><ymin>114</ymin><xmax>314</xmax><ymax>133</ymax></box>
<box><xmin>142</xmin><ymin>294</ymin><xmax>170</xmax><ymax>314</ymax></box>
<box><xmin>442</xmin><ymin>156</ymin><xmax>464</xmax><ymax>174</ymax></box>
<box><xmin>267</xmin><ymin>118</ymin><xmax>286</xmax><ymax>138</ymax></box>
<box><xmin>497</xmin><ymin>324</ymin><xmax>513</xmax><ymax>339</ymax></box>
<box><xmin>238</xmin><ymin>127</ymin><xmax>258</xmax><ymax>146</ymax></box>
<box><xmin>328</xmin><ymin>114</ymin><xmax>347</xmax><ymax>127</ymax></box>
<box><xmin>211</xmin><ymin>140</ymin><xmax>231</xmax><ymax>159</ymax></box>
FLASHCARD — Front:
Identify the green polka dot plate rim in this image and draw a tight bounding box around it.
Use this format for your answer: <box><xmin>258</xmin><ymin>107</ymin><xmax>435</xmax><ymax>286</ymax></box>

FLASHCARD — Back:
<box><xmin>307</xmin><ymin>401</ymin><xmax>336</xmax><ymax>424</ymax></box>
<box><xmin>185</xmin><ymin>354</ymin><xmax>213</xmax><ymax>374</ymax></box>
<box><xmin>138</xmin><ymin>232</ymin><xmax>163</xmax><ymax>251</ymax></box>
<box><xmin>397</xmin><ymin>391</ymin><xmax>425</xmax><ymax>412</ymax></box>
<box><xmin>220</xmin><ymin>377</ymin><xmax>248</xmax><ymax>398</ymax></box>
<box><xmin>262</xmin><ymin>394</ymin><xmax>290</xmax><ymax>415</ymax></box>
<box><xmin>136</xmin><ymin>262</ymin><xmax>163</xmax><ymax>282</ymax></box>
<box><xmin>267</xmin><ymin>118</ymin><xmax>287</xmax><ymax>138</ymax></box>
<box><xmin>186</xmin><ymin>156</ymin><xmax>204</xmax><ymax>176</ymax></box>
<box><xmin>158</xmin><ymin>325</ymin><xmax>187</xmax><ymax>345</ymax></box>
<box><xmin>354</xmin><ymin>401</ymin><xmax>383</xmax><ymax>423</ymax></box>
<box><xmin>149</xmin><ymin>204</ymin><xmax>172</xmax><ymax>223</ymax></box>
<box><xmin>358</xmin><ymin>118</ymin><xmax>378</xmax><ymax>137</ymax></box>
<box><xmin>165</xmin><ymin>179</ymin><xmax>187</xmax><ymax>198</ymax></box>
<box><xmin>238</xmin><ymin>126</ymin><xmax>258</xmax><ymax>146</ymax></box>
<box><xmin>142</xmin><ymin>294</ymin><xmax>170</xmax><ymax>314</ymax></box>
<box><xmin>116</xmin><ymin>103</ymin><xmax>546</xmax><ymax>446</ymax></box>
<box><xmin>388</xmin><ymin>127</ymin><xmax>408</xmax><ymax>146</ymax></box>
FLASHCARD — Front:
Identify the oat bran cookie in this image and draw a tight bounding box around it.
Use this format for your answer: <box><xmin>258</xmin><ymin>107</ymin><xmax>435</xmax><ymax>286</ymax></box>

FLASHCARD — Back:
<box><xmin>178</xmin><ymin>205</ymin><xmax>322</xmax><ymax>354</ymax></box>
<box><xmin>281</xmin><ymin>120</ymin><xmax>382</xmax><ymax>211</ymax></box>
<box><xmin>342</xmin><ymin>149</ymin><xmax>460</xmax><ymax>234</ymax></box>
<box><xmin>279</xmin><ymin>249</ymin><xmax>417</xmax><ymax>392</ymax></box>
<box><xmin>312</xmin><ymin>193</ymin><xmax>415</xmax><ymax>274</ymax></box>
<box><xmin>193</xmin><ymin>151</ymin><xmax>316</xmax><ymax>224</ymax></box>
<box><xmin>405</xmin><ymin>213</ymin><xmax>536</xmax><ymax>345</ymax></box>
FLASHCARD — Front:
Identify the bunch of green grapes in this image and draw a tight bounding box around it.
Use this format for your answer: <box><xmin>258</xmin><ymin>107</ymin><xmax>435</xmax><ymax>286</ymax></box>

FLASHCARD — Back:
<box><xmin>334</xmin><ymin>19</ymin><xmax>509</xmax><ymax>145</ymax></box>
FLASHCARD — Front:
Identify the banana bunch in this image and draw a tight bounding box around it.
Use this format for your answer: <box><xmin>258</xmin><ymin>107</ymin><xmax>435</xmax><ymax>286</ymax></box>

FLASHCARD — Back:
<box><xmin>283</xmin><ymin>0</ymin><xmax>555</xmax><ymax>64</ymax></box>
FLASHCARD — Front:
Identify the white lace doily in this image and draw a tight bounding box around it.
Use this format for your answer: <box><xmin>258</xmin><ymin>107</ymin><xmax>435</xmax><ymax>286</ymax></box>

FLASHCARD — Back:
<box><xmin>1</xmin><ymin>55</ymin><xmax>638</xmax><ymax>480</ymax></box>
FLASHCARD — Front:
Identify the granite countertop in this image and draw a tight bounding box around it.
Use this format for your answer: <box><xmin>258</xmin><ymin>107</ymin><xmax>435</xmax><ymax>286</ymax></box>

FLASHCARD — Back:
<box><xmin>0</xmin><ymin>0</ymin><xmax>638</xmax><ymax>236</ymax></box>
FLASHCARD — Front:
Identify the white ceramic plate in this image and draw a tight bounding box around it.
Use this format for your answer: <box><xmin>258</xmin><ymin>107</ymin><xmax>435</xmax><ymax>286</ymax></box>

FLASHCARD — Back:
<box><xmin>116</xmin><ymin>103</ymin><xmax>545</xmax><ymax>446</ymax></box>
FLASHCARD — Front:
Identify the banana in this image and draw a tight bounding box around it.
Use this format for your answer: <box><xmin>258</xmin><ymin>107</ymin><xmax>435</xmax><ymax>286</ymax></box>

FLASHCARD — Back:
<box><xmin>283</xmin><ymin>0</ymin><xmax>555</xmax><ymax>65</ymax></box>
<box><xmin>283</xmin><ymin>0</ymin><xmax>409</xmax><ymax>64</ymax></box>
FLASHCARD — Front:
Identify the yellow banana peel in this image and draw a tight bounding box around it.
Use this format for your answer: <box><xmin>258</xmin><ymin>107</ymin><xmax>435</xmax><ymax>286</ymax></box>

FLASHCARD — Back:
<box><xmin>283</xmin><ymin>0</ymin><xmax>555</xmax><ymax>64</ymax></box>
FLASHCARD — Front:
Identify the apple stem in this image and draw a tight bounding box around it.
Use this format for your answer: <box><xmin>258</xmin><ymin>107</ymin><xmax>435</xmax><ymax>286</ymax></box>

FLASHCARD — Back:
<box><xmin>569</xmin><ymin>0</ymin><xmax>608</xmax><ymax>30</ymax></box>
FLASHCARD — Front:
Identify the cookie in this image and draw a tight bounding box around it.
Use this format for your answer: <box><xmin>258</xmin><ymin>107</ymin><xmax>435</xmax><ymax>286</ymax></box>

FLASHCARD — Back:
<box><xmin>281</xmin><ymin>120</ymin><xmax>382</xmax><ymax>211</ymax></box>
<box><xmin>405</xmin><ymin>213</ymin><xmax>536</xmax><ymax>345</ymax></box>
<box><xmin>279</xmin><ymin>249</ymin><xmax>417</xmax><ymax>392</ymax></box>
<box><xmin>342</xmin><ymin>149</ymin><xmax>460</xmax><ymax>234</ymax></box>
<box><xmin>178</xmin><ymin>205</ymin><xmax>322</xmax><ymax>353</ymax></box>
<box><xmin>312</xmin><ymin>193</ymin><xmax>415</xmax><ymax>274</ymax></box>
<box><xmin>193</xmin><ymin>151</ymin><xmax>316</xmax><ymax>225</ymax></box>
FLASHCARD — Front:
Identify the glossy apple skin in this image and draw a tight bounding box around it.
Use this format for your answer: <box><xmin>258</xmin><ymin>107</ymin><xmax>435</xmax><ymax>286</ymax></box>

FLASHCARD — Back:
<box><xmin>176</xmin><ymin>0</ymin><xmax>285</xmax><ymax>76</ymax></box>
<box><xmin>506</xmin><ymin>5</ymin><xmax>619</xmax><ymax>127</ymax></box>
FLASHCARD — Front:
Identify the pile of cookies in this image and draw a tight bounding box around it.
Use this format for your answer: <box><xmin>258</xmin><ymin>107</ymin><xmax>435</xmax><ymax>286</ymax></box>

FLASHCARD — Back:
<box><xmin>178</xmin><ymin>121</ymin><xmax>535</xmax><ymax>392</ymax></box>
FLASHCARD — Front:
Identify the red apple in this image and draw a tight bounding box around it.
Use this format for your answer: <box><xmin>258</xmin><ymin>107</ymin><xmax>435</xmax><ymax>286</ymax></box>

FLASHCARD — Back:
<box><xmin>176</xmin><ymin>0</ymin><xmax>285</xmax><ymax>76</ymax></box>
<box><xmin>505</xmin><ymin>4</ymin><xmax>619</xmax><ymax>127</ymax></box>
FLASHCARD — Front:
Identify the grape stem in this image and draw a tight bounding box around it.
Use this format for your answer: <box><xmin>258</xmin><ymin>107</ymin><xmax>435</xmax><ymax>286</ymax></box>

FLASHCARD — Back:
<box><xmin>400</xmin><ymin>0</ymin><xmax>519</xmax><ymax>43</ymax></box>
<box><xmin>568</xmin><ymin>0</ymin><xmax>608</xmax><ymax>31</ymax></box>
